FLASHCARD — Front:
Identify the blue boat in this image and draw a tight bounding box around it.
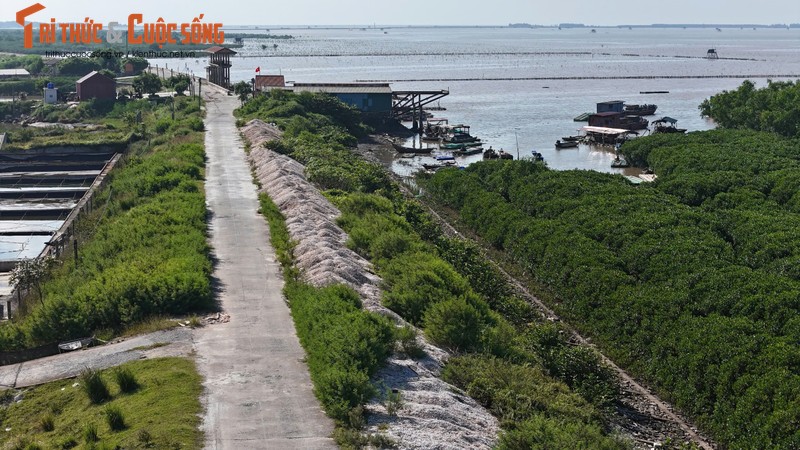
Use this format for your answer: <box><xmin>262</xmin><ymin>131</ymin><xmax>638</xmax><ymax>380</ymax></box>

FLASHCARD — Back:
<box><xmin>436</xmin><ymin>155</ymin><xmax>456</xmax><ymax>161</ymax></box>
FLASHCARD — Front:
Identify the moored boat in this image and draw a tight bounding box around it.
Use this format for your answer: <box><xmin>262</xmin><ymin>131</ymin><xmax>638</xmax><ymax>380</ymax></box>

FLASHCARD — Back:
<box><xmin>555</xmin><ymin>140</ymin><xmax>579</xmax><ymax>149</ymax></box>
<box><xmin>392</xmin><ymin>142</ymin><xmax>434</xmax><ymax>154</ymax></box>
<box><xmin>624</xmin><ymin>103</ymin><xmax>658</xmax><ymax>116</ymax></box>
<box><xmin>441</xmin><ymin>141</ymin><xmax>482</xmax><ymax>150</ymax></box>
<box><xmin>453</xmin><ymin>147</ymin><xmax>484</xmax><ymax>156</ymax></box>
<box><xmin>652</xmin><ymin>116</ymin><xmax>687</xmax><ymax>134</ymax></box>
<box><xmin>611</xmin><ymin>156</ymin><xmax>630</xmax><ymax>168</ymax></box>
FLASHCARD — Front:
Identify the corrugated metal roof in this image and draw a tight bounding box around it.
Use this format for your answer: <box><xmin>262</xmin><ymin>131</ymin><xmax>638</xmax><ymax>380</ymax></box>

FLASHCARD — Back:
<box><xmin>0</xmin><ymin>69</ymin><xmax>30</xmax><ymax>77</ymax></box>
<box><xmin>76</xmin><ymin>71</ymin><xmax>105</xmax><ymax>84</ymax></box>
<box><xmin>581</xmin><ymin>126</ymin><xmax>631</xmax><ymax>135</ymax></box>
<box><xmin>255</xmin><ymin>75</ymin><xmax>285</xmax><ymax>89</ymax></box>
<box><xmin>288</xmin><ymin>83</ymin><xmax>392</xmax><ymax>94</ymax></box>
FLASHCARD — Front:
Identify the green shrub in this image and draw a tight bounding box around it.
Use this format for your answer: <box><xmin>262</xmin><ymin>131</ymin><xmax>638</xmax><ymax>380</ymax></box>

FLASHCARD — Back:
<box><xmin>443</xmin><ymin>355</ymin><xmax>600</xmax><ymax>427</ymax></box>
<box><xmin>394</xmin><ymin>325</ymin><xmax>425</xmax><ymax>359</ymax></box>
<box><xmin>154</xmin><ymin>117</ymin><xmax>172</xmax><ymax>133</ymax></box>
<box><xmin>113</xmin><ymin>367</ymin><xmax>139</xmax><ymax>393</ymax></box>
<box><xmin>185</xmin><ymin>116</ymin><xmax>204</xmax><ymax>131</ymax></box>
<box><xmin>103</xmin><ymin>405</ymin><xmax>125</xmax><ymax>431</ymax></box>
<box><xmin>286</xmin><ymin>282</ymin><xmax>394</xmax><ymax>424</ymax></box>
<box><xmin>383</xmin><ymin>387</ymin><xmax>403</xmax><ymax>417</ymax></box>
<box><xmin>80</xmin><ymin>369</ymin><xmax>110</xmax><ymax>404</ymax></box>
<box><xmin>423</xmin><ymin>297</ymin><xmax>484</xmax><ymax>353</ymax></box>
<box><xmin>497</xmin><ymin>414</ymin><xmax>624</xmax><ymax>450</ymax></box>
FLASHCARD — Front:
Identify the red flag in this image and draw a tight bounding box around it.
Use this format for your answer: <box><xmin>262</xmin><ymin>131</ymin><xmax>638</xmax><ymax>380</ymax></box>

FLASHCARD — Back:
<box><xmin>255</xmin><ymin>67</ymin><xmax>261</xmax><ymax>73</ymax></box>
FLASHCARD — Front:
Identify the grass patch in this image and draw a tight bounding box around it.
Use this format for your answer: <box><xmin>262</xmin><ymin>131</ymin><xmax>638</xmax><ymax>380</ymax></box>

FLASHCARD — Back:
<box><xmin>103</xmin><ymin>405</ymin><xmax>126</xmax><ymax>431</ymax></box>
<box><xmin>83</xmin><ymin>423</ymin><xmax>99</xmax><ymax>443</ymax></box>
<box><xmin>0</xmin><ymin>358</ymin><xmax>202</xmax><ymax>449</ymax></box>
<box><xmin>258</xmin><ymin>193</ymin><xmax>296</xmax><ymax>275</ymax></box>
<box><xmin>80</xmin><ymin>369</ymin><xmax>111</xmax><ymax>405</ymax></box>
<box><xmin>120</xmin><ymin>317</ymin><xmax>177</xmax><ymax>338</ymax></box>
<box><xmin>113</xmin><ymin>368</ymin><xmax>139</xmax><ymax>394</ymax></box>
<box><xmin>131</xmin><ymin>342</ymin><xmax>169</xmax><ymax>351</ymax></box>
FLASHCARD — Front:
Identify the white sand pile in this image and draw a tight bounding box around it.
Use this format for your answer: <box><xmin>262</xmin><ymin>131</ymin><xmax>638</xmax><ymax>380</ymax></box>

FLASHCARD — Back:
<box><xmin>241</xmin><ymin>120</ymin><xmax>498</xmax><ymax>449</ymax></box>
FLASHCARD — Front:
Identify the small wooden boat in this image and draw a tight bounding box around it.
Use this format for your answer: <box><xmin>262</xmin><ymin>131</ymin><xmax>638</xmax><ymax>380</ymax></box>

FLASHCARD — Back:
<box><xmin>498</xmin><ymin>150</ymin><xmax>513</xmax><ymax>160</ymax></box>
<box><xmin>441</xmin><ymin>141</ymin><xmax>482</xmax><ymax>150</ymax></box>
<box><xmin>483</xmin><ymin>148</ymin><xmax>499</xmax><ymax>159</ymax></box>
<box><xmin>423</xmin><ymin>161</ymin><xmax>456</xmax><ymax>170</ymax></box>
<box><xmin>453</xmin><ymin>147</ymin><xmax>484</xmax><ymax>156</ymax></box>
<box><xmin>561</xmin><ymin>136</ymin><xmax>581</xmax><ymax>142</ymax></box>
<box><xmin>392</xmin><ymin>142</ymin><xmax>434</xmax><ymax>154</ymax></box>
<box><xmin>421</xmin><ymin>134</ymin><xmax>441</xmax><ymax>142</ymax></box>
<box><xmin>611</xmin><ymin>157</ymin><xmax>630</xmax><ymax>168</ymax></box>
<box><xmin>555</xmin><ymin>140</ymin><xmax>579</xmax><ymax>149</ymax></box>
<box><xmin>435</xmin><ymin>155</ymin><xmax>456</xmax><ymax>161</ymax></box>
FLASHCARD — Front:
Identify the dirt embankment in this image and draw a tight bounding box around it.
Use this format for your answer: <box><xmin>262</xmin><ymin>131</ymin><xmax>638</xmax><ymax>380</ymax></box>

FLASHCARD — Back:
<box><xmin>241</xmin><ymin>119</ymin><xmax>499</xmax><ymax>449</ymax></box>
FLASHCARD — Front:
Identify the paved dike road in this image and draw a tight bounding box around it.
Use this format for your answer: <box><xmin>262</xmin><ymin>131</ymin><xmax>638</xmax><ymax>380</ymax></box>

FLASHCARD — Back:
<box><xmin>196</xmin><ymin>88</ymin><xmax>336</xmax><ymax>449</ymax></box>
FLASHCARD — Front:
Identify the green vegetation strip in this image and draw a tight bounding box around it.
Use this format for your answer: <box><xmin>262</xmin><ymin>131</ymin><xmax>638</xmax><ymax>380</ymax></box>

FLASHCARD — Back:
<box><xmin>241</xmin><ymin>90</ymin><xmax>626</xmax><ymax>449</ymax></box>
<box><xmin>257</xmin><ymin>193</ymin><xmax>395</xmax><ymax>448</ymax></box>
<box><xmin>0</xmin><ymin>357</ymin><xmax>202</xmax><ymax>449</ymax></box>
<box><xmin>0</xmin><ymin>96</ymin><xmax>212</xmax><ymax>350</ymax></box>
<box><xmin>425</xmin><ymin>97</ymin><xmax>800</xmax><ymax>448</ymax></box>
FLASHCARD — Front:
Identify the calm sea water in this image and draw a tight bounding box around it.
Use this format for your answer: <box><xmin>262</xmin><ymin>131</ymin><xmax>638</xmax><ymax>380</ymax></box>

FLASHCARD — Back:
<box><xmin>156</xmin><ymin>27</ymin><xmax>800</xmax><ymax>174</ymax></box>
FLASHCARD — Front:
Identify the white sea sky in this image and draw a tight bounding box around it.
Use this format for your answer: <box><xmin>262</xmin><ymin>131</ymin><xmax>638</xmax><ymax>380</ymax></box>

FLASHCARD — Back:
<box><xmin>2</xmin><ymin>0</ymin><xmax>799</xmax><ymax>26</ymax></box>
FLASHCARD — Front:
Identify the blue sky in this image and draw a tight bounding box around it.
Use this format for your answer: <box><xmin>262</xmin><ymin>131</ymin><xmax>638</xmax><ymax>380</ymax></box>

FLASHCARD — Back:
<box><xmin>3</xmin><ymin>0</ymin><xmax>799</xmax><ymax>26</ymax></box>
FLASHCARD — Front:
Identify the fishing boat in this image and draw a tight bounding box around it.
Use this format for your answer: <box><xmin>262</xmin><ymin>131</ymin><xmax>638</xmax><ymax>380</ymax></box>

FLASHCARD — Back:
<box><xmin>555</xmin><ymin>140</ymin><xmax>579</xmax><ymax>149</ymax></box>
<box><xmin>392</xmin><ymin>142</ymin><xmax>434</xmax><ymax>154</ymax></box>
<box><xmin>611</xmin><ymin>156</ymin><xmax>630</xmax><ymax>168</ymax></box>
<box><xmin>561</xmin><ymin>135</ymin><xmax>582</xmax><ymax>142</ymax></box>
<box><xmin>435</xmin><ymin>155</ymin><xmax>456</xmax><ymax>161</ymax></box>
<box><xmin>623</xmin><ymin>103</ymin><xmax>658</xmax><ymax>116</ymax></box>
<box><xmin>443</xmin><ymin>124</ymin><xmax>480</xmax><ymax>143</ymax></box>
<box><xmin>421</xmin><ymin>134</ymin><xmax>441</xmax><ymax>142</ymax></box>
<box><xmin>453</xmin><ymin>147</ymin><xmax>484</xmax><ymax>156</ymax></box>
<box><xmin>652</xmin><ymin>116</ymin><xmax>687</xmax><ymax>134</ymax></box>
<box><xmin>441</xmin><ymin>141</ymin><xmax>482</xmax><ymax>150</ymax></box>
<box><xmin>422</xmin><ymin>161</ymin><xmax>455</xmax><ymax>170</ymax></box>
<box><xmin>483</xmin><ymin>148</ymin><xmax>500</xmax><ymax>159</ymax></box>
<box><xmin>498</xmin><ymin>150</ymin><xmax>513</xmax><ymax>160</ymax></box>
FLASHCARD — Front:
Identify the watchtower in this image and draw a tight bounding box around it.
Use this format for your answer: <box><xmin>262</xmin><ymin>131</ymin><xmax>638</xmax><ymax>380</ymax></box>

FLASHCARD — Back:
<box><xmin>205</xmin><ymin>46</ymin><xmax>237</xmax><ymax>88</ymax></box>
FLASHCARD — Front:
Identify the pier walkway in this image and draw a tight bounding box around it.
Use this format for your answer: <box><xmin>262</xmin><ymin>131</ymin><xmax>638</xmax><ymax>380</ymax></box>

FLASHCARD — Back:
<box><xmin>195</xmin><ymin>85</ymin><xmax>335</xmax><ymax>449</ymax></box>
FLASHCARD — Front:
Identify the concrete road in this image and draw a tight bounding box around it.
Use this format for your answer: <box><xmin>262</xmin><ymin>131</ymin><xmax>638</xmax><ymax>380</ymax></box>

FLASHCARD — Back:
<box><xmin>197</xmin><ymin>89</ymin><xmax>336</xmax><ymax>450</ymax></box>
<box><xmin>0</xmin><ymin>328</ymin><xmax>194</xmax><ymax>389</ymax></box>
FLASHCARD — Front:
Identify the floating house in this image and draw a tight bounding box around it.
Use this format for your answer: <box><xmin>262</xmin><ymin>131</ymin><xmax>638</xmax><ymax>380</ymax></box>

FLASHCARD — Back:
<box><xmin>596</xmin><ymin>100</ymin><xmax>624</xmax><ymax>113</ymax></box>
